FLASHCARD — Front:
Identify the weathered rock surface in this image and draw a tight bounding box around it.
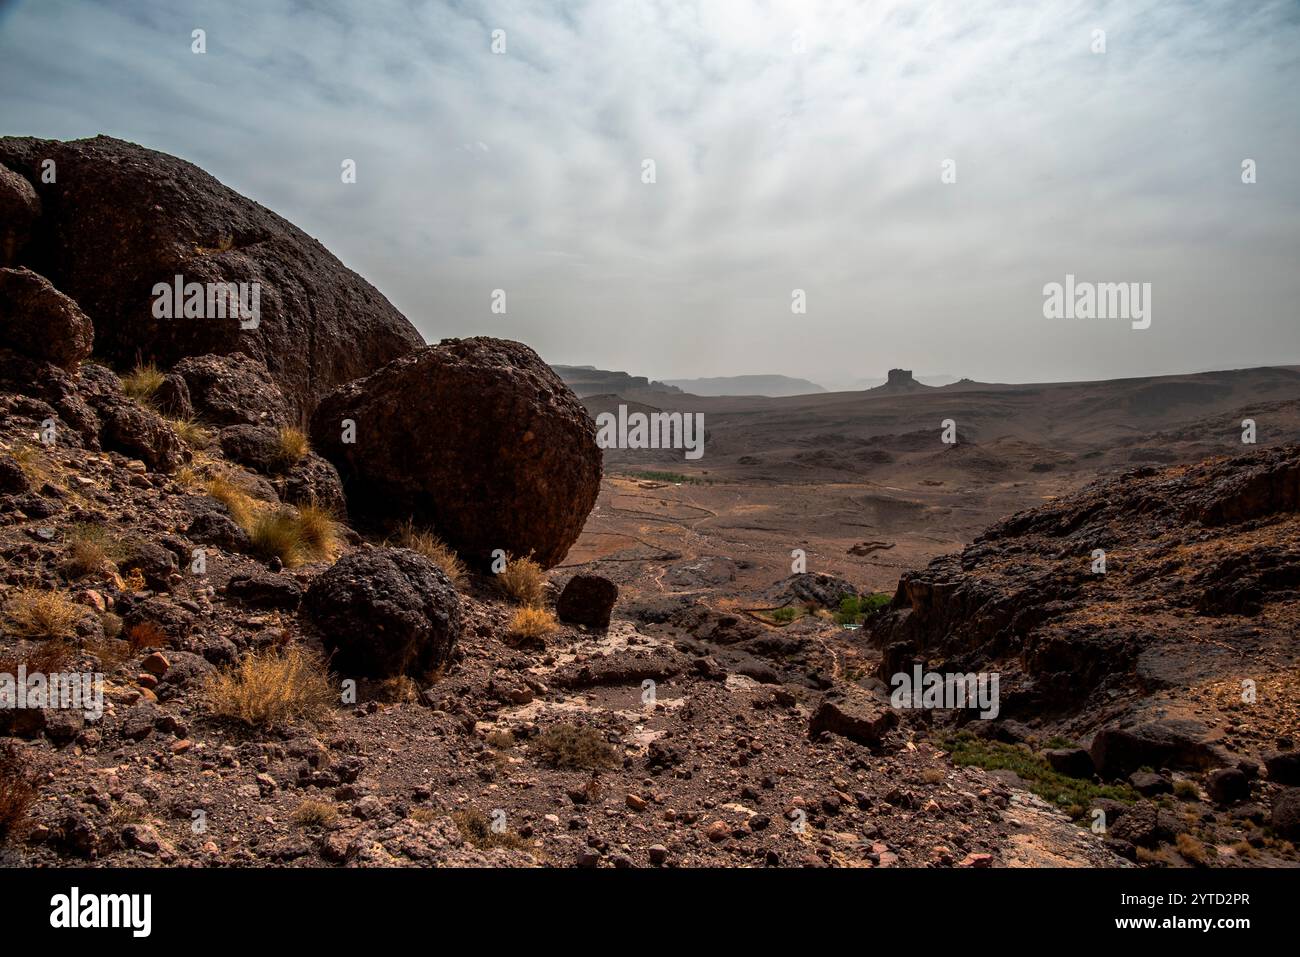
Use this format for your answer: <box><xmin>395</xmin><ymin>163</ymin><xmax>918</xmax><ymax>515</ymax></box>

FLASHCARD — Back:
<box><xmin>0</xmin><ymin>135</ymin><xmax>424</xmax><ymax>419</ymax></box>
<box><xmin>174</xmin><ymin>353</ymin><xmax>290</xmax><ymax>427</ymax></box>
<box><xmin>808</xmin><ymin>685</ymin><xmax>899</xmax><ymax>747</ymax></box>
<box><xmin>303</xmin><ymin>548</ymin><xmax>461</xmax><ymax>678</ymax></box>
<box><xmin>0</xmin><ymin>161</ymin><xmax>39</xmax><ymax>266</ymax></box>
<box><xmin>311</xmin><ymin>338</ymin><xmax>601</xmax><ymax>568</ymax></box>
<box><xmin>0</xmin><ymin>266</ymin><xmax>93</xmax><ymax>370</ymax></box>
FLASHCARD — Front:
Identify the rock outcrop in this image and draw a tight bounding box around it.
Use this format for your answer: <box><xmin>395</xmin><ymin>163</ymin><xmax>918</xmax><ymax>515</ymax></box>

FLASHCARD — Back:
<box><xmin>867</xmin><ymin>445</ymin><xmax>1300</xmax><ymax>712</ymax></box>
<box><xmin>311</xmin><ymin>338</ymin><xmax>602</xmax><ymax>568</ymax></box>
<box><xmin>556</xmin><ymin>574</ymin><xmax>618</xmax><ymax>628</ymax></box>
<box><xmin>0</xmin><ymin>161</ymin><xmax>39</xmax><ymax>266</ymax></box>
<box><xmin>0</xmin><ymin>135</ymin><xmax>424</xmax><ymax>419</ymax></box>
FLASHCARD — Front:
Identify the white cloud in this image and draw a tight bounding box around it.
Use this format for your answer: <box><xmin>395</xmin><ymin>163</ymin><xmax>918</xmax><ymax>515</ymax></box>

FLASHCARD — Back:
<box><xmin>1</xmin><ymin>0</ymin><xmax>1296</xmax><ymax>384</ymax></box>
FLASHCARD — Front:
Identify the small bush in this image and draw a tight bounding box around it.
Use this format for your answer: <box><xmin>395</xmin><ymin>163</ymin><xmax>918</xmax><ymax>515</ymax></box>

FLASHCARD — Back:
<box><xmin>125</xmin><ymin>619</ymin><xmax>168</xmax><ymax>652</ymax></box>
<box><xmin>3</xmin><ymin>587</ymin><xmax>81</xmax><ymax>640</ymax></box>
<box><xmin>535</xmin><ymin>723</ymin><xmax>619</xmax><ymax>771</ymax></box>
<box><xmin>121</xmin><ymin>362</ymin><xmax>165</xmax><ymax>404</ymax></box>
<box><xmin>291</xmin><ymin>799</ymin><xmax>338</xmax><ymax>828</ymax></box>
<box><xmin>273</xmin><ymin>427</ymin><xmax>310</xmax><ymax>471</ymax></box>
<box><xmin>450</xmin><ymin>807</ymin><xmax>530</xmax><ymax>851</ymax></box>
<box><xmin>1174</xmin><ymin>779</ymin><xmax>1200</xmax><ymax>801</ymax></box>
<box><xmin>0</xmin><ymin>638</ymin><xmax>74</xmax><ymax>678</ymax></box>
<box><xmin>771</xmin><ymin>606</ymin><xmax>796</xmax><ymax>623</ymax></box>
<box><xmin>63</xmin><ymin>524</ymin><xmax>117</xmax><ymax>578</ymax></box>
<box><xmin>0</xmin><ymin>743</ymin><xmax>37</xmax><ymax>846</ymax></box>
<box><xmin>391</xmin><ymin>520</ymin><xmax>466</xmax><ymax>587</ymax></box>
<box><xmin>204</xmin><ymin>644</ymin><xmax>334</xmax><ymax>728</ymax></box>
<box><xmin>485</xmin><ymin>730</ymin><xmax>515</xmax><ymax>750</ymax></box>
<box><xmin>497</xmin><ymin>555</ymin><xmax>545</xmax><ymax>607</ymax></box>
<box><xmin>834</xmin><ymin>592</ymin><xmax>892</xmax><ymax>626</ymax></box>
<box><xmin>508</xmin><ymin>606</ymin><xmax>557</xmax><ymax>642</ymax></box>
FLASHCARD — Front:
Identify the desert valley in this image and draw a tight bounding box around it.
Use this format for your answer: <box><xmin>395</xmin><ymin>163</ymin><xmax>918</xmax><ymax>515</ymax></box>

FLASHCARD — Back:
<box><xmin>0</xmin><ymin>136</ymin><xmax>1297</xmax><ymax>875</ymax></box>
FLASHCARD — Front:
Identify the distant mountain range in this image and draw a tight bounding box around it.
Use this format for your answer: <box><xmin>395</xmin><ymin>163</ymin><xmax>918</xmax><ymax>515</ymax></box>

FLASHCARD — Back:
<box><xmin>662</xmin><ymin>375</ymin><xmax>827</xmax><ymax>397</ymax></box>
<box><xmin>553</xmin><ymin>364</ymin><xmax>963</xmax><ymax>398</ymax></box>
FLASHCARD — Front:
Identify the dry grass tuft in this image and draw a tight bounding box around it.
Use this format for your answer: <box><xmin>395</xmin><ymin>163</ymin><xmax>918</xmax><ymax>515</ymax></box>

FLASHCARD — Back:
<box><xmin>294</xmin><ymin>503</ymin><xmax>340</xmax><ymax>562</ymax></box>
<box><xmin>391</xmin><ymin>520</ymin><xmax>466</xmax><ymax>587</ymax></box>
<box><xmin>124</xmin><ymin>619</ymin><xmax>168</xmax><ymax>652</ymax></box>
<box><xmin>291</xmin><ymin>799</ymin><xmax>338</xmax><ymax>828</ymax></box>
<box><xmin>508</xmin><ymin>606</ymin><xmax>557</xmax><ymax>642</ymax></box>
<box><xmin>3</xmin><ymin>587</ymin><xmax>82</xmax><ymax>640</ymax></box>
<box><xmin>1176</xmin><ymin>832</ymin><xmax>1213</xmax><ymax>866</ymax></box>
<box><xmin>121</xmin><ymin>362</ymin><xmax>165</xmax><ymax>404</ymax></box>
<box><xmin>249</xmin><ymin>507</ymin><xmax>337</xmax><ymax>567</ymax></box>
<box><xmin>0</xmin><ymin>743</ymin><xmax>37</xmax><ymax>846</ymax></box>
<box><xmin>497</xmin><ymin>555</ymin><xmax>545</xmax><ymax>607</ymax></box>
<box><xmin>62</xmin><ymin>524</ymin><xmax>114</xmax><ymax>579</ymax></box>
<box><xmin>204</xmin><ymin>644</ymin><xmax>335</xmax><ymax>728</ymax></box>
<box><xmin>204</xmin><ymin>473</ymin><xmax>257</xmax><ymax>527</ymax></box>
<box><xmin>273</xmin><ymin>427</ymin><xmax>311</xmax><ymax>471</ymax></box>
<box><xmin>535</xmin><ymin>722</ymin><xmax>619</xmax><ymax>771</ymax></box>
<box><xmin>168</xmin><ymin>417</ymin><xmax>212</xmax><ymax>449</ymax></box>
<box><xmin>450</xmin><ymin>807</ymin><xmax>531</xmax><ymax>851</ymax></box>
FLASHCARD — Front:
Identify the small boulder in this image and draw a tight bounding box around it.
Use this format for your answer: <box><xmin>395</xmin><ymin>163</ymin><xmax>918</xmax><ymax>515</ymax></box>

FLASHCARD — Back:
<box><xmin>1045</xmin><ymin>747</ymin><xmax>1094</xmax><ymax>779</ymax></box>
<box><xmin>1271</xmin><ymin>788</ymin><xmax>1300</xmax><ymax>840</ymax></box>
<box><xmin>152</xmin><ymin>373</ymin><xmax>193</xmax><ymax>419</ymax></box>
<box><xmin>174</xmin><ymin>353</ymin><xmax>290</xmax><ymax>427</ymax></box>
<box><xmin>303</xmin><ymin>547</ymin><xmax>461</xmax><ymax>679</ymax></box>
<box><xmin>0</xmin><ymin>267</ymin><xmax>94</xmax><ymax>370</ymax></box>
<box><xmin>0</xmin><ymin>161</ymin><xmax>39</xmax><ymax>265</ymax></box>
<box><xmin>1265</xmin><ymin>750</ymin><xmax>1300</xmax><ymax>786</ymax></box>
<box><xmin>1206</xmin><ymin>767</ymin><xmax>1250</xmax><ymax>806</ymax></box>
<box><xmin>226</xmin><ymin>572</ymin><xmax>303</xmax><ymax>610</ymax></box>
<box><xmin>556</xmin><ymin>574</ymin><xmax>618</xmax><ymax>629</ymax></box>
<box><xmin>1128</xmin><ymin>770</ymin><xmax>1172</xmax><ymax>797</ymax></box>
<box><xmin>808</xmin><ymin>685</ymin><xmax>899</xmax><ymax>747</ymax></box>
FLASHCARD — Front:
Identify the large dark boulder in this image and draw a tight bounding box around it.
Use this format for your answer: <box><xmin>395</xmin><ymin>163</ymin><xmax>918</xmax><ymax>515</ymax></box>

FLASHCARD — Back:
<box><xmin>303</xmin><ymin>548</ymin><xmax>461</xmax><ymax>679</ymax></box>
<box><xmin>0</xmin><ymin>161</ymin><xmax>39</xmax><ymax>265</ymax></box>
<box><xmin>311</xmin><ymin>338</ymin><xmax>601</xmax><ymax>568</ymax></box>
<box><xmin>556</xmin><ymin>574</ymin><xmax>618</xmax><ymax>628</ymax></box>
<box><xmin>0</xmin><ymin>266</ymin><xmax>93</xmax><ymax>370</ymax></box>
<box><xmin>0</xmin><ymin>135</ymin><xmax>424</xmax><ymax>420</ymax></box>
<box><xmin>77</xmin><ymin>363</ymin><xmax>186</xmax><ymax>473</ymax></box>
<box><xmin>1272</xmin><ymin>788</ymin><xmax>1300</xmax><ymax>840</ymax></box>
<box><xmin>1089</xmin><ymin>719</ymin><xmax>1222</xmax><ymax>779</ymax></box>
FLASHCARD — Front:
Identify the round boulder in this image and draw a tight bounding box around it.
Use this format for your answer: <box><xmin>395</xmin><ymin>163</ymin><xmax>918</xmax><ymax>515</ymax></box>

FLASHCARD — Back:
<box><xmin>310</xmin><ymin>338</ymin><xmax>601</xmax><ymax>568</ymax></box>
<box><xmin>174</xmin><ymin>353</ymin><xmax>289</xmax><ymax>427</ymax></box>
<box><xmin>0</xmin><ymin>267</ymin><xmax>93</xmax><ymax>370</ymax></box>
<box><xmin>0</xmin><ymin>161</ymin><xmax>39</xmax><ymax>265</ymax></box>
<box><xmin>303</xmin><ymin>547</ymin><xmax>461</xmax><ymax>679</ymax></box>
<box><xmin>557</xmin><ymin>574</ymin><xmax>618</xmax><ymax>629</ymax></box>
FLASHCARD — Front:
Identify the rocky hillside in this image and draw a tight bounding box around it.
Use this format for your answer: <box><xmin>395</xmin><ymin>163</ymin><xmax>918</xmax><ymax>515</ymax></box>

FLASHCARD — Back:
<box><xmin>868</xmin><ymin>446</ymin><xmax>1300</xmax><ymax>863</ymax></box>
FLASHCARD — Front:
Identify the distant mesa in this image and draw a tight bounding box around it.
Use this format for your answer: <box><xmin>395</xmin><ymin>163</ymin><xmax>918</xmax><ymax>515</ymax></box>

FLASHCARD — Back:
<box><xmin>552</xmin><ymin>364</ymin><xmax>681</xmax><ymax>399</ymax></box>
<box><xmin>869</xmin><ymin>369</ymin><xmax>933</xmax><ymax>394</ymax></box>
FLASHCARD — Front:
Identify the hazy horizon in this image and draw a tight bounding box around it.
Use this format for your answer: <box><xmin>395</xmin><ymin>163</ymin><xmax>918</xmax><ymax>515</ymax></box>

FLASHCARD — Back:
<box><xmin>1</xmin><ymin>0</ymin><xmax>1297</xmax><ymax>385</ymax></box>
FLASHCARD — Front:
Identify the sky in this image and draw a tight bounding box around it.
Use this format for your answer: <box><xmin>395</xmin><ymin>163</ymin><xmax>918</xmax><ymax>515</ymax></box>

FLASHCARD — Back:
<box><xmin>1</xmin><ymin>0</ymin><xmax>1297</xmax><ymax>388</ymax></box>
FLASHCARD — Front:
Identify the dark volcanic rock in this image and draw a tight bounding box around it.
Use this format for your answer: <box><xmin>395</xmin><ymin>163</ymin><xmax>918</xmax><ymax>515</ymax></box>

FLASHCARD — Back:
<box><xmin>1089</xmin><ymin>720</ymin><xmax>1222</xmax><ymax>779</ymax></box>
<box><xmin>1206</xmin><ymin>767</ymin><xmax>1250</xmax><ymax>805</ymax></box>
<box><xmin>218</xmin><ymin>424</ymin><xmax>283</xmax><ymax>472</ymax></box>
<box><xmin>174</xmin><ymin>353</ymin><xmax>290</xmax><ymax>427</ymax></box>
<box><xmin>227</xmin><ymin>572</ymin><xmax>303</xmax><ymax>610</ymax></box>
<box><xmin>808</xmin><ymin>685</ymin><xmax>899</xmax><ymax>747</ymax></box>
<box><xmin>272</xmin><ymin>453</ymin><xmax>346</xmax><ymax>516</ymax></box>
<box><xmin>311</xmin><ymin>338</ymin><xmax>601</xmax><ymax>568</ymax></box>
<box><xmin>303</xmin><ymin>547</ymin><xmax>461</xmax><ymax>679</ymax></box>
<box><xmin>0</xmin><ymin>161</ymin><xmax>39</xmax><ymax>265</ymax></box>
<box><xmin>77</xmin><ymin>363</ymin><xmax>186</xmax><ymax>472</ymax></box>
<box><xmin>0</xmin><ymin>452</ymin><xmax>29</xmax><ymax>495</ymax></box>
<box><xmin>1265</xmin><ymin>751</ymin><xmax>1300</xmax><ymax>786</ymax></box>
<box><xmin>1045</xmin><ymin>747</ymin><xmax>1095</xmax><ymax>779</ymax></box>
<box><xmin>0</xmin><ymin>267</ymin><xmax>93</xmax><ymax>369</ymax></box>
<box><xmin>1272</xmin><ymin>788</ymin><xmax>1300</xmax><ymax>840</ymax></box>
<box><xmin>556</xmin><ymin>574</ymin><xmax>618</xmax><ymax>628</ymax></box>
<box><xmin>152</xmin><ymin>372</ymin><xmax>192</xmax><ymax>419</ymax></box>
<box><xmin>0</xmin><ymin>135</ymin><xmax>424</xmax><ymax>419</ymax></box>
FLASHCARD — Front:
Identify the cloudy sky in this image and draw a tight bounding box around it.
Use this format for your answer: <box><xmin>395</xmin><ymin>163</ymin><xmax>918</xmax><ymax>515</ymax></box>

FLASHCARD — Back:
<box><xmin>1</xmin><ymin>0</ymin><xmax>1297</xmax><ymax>387</ymax></box>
